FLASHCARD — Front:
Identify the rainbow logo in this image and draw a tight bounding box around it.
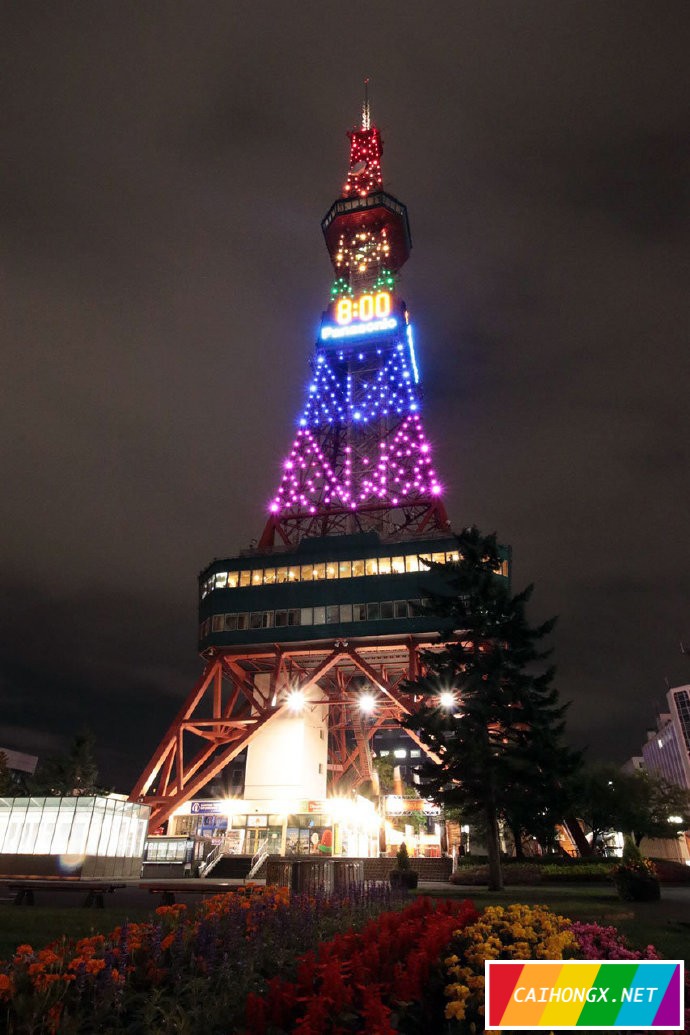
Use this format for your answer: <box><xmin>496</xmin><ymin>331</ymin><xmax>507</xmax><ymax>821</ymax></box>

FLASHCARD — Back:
<box><xmin>486</xmin><ymin>960</ymin><xmax>684</xmax><ymax>1029</ymax></box>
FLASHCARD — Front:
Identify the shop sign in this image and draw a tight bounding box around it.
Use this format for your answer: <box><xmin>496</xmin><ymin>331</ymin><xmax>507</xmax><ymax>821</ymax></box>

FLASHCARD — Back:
<box><xmin>191</xmin><ymin>801</ymin><xmax>224</xmax><ymax>815</ymax></box>
<box><xmin>247</xmin><ymin>815</ymin><xmax>268</xmax><ymax>827</ymax></box>
<box><xmin>386</xmin><ymin>795</ymin><xmax>405</xmax><ymax>815</ymax></box>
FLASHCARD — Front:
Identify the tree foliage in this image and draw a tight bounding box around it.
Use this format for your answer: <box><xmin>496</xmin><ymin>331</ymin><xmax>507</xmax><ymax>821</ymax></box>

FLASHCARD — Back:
<box><xmin>403</xmin><ymin>526</ymin><xmax>579</xmax><ymax>887</ymax></box>
<box><xmin>30</xmin><ymin>731</ymin><xmax>107</xmax><ymax>797</ymax></box>
<box><xmin>574</xmin><ymin>764</ymin><xmax>690</xmax><ymax>848</ymax></box>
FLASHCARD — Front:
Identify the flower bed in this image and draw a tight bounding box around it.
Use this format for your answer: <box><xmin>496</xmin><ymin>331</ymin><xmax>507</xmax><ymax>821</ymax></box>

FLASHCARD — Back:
<box><xmin>243</xmin><ymin>895</ymin><xmax>478</xmax><ymax>1034</ymax></box>
<box><xmin>0</xmin><ymin>882</ymin><xmax>399</xmax><ymax>1034</ymax></box>
<box><xmin>1</xmin><ymin>887</ymin><xmax>683</xmax><ymax>1034</ymax></box>
<box><xmin>442</xmin><ymin>903</ymin><xmax>675</xmax><ymax>1032</ymax></box>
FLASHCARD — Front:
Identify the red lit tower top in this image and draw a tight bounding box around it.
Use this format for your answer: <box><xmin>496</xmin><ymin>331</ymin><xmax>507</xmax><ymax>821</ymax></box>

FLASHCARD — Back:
<box><xmin>259</xmin><ymin>87</ymin><xmax>448</xmax><ymax>550</ymax></box>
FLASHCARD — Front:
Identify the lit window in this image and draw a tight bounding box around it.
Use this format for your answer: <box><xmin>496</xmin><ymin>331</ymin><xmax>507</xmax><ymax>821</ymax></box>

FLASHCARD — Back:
<box><xmin>404</xmin><ymin>555</ymin><xmax>419</xmax><ymax>573</ymax></box>
<box><xmin>214</xmin><ymin>572</ymin><xmax>227</xmax><ymax>589</ymax></box>
<box><xmin>378</xmin><ymin>556</ymin><xmax>391</xmax><ymax>575</ymax></box>
<box><xmin>326</xmin><ymin>563</ymin><xmax>338</xmax><ymax>579</ymax></box>
<box><xmin>410</xmin><ymin>750</ymin><xmax>421</xmax><ymax>758</ymax></box>
<box><xmin>276</xmin><ymin>567</ymin><xmax>288</xmax><ymax>583</ymax></box>
<box><xmin>379</xmin><ymin>750</ymin><xmax>390</xmax><ymax>757</ymax></box>
<box><xmin>227</xmin><ymin>571</ymin><xmax>239</xmax><ymax>588</ymax></box>
<box><xmin>391</xmin><ymin>556</ymin><xmax>405</xmax><ymax>574</ymax></box>
<box><xmin>365</xmin><ymin>558</ymin><xmax>378</xmax><ymax>576</ymax></box>
<box><xmin>340</xmin><ymin>604</ymin><xmax>353</xmax><ymax>622</ymax></box>
<box><xmin>432</xmin><ymin>553</ymin><xmax>445</xmax><ymax>564</ymax></box>
<box><xmin>339</xmin><ymin>560</ymin><xmax>352</xmax><ymax>578</ymax></box>
<box><xmin>300</xmin><ymin>565</ymin><xmax>314</xmax><ymax>581</ymax></box>
<box><xmin>312</xmin><ymin>563</ymin><xmax>326</xmax><ymax>581</ymax></box>
<box><xmin>263</xmin><ymin>568</ymin><xmax>276</xmax><ymax>584</ymax></box>
<box><xmin>352</xmin><ymin>560</ymin><xmax>365</xmax><ymax>577</ymax></box>
<box><xmin>287</xmin><ymin>568</ymin><xmax>298</xmax><ymax>581</ymax></box>
<box><xmin>394</xmin><ymin>749</ymin><xmax>407</xmax><ymax>758</ymax></box>
<box><xmin>300</xmin><ymin>608</ymin><xmax>313</xmax><ymax>625</ymax></box>
<box><xmin>239</xmin><ymin>570</ymin><xmax>251</xmax><ymax>587</ymax></box>
<box><xmin>446</xmin><ymin>551</ymin><xmax>460</xmax><ymax>563</ymax></box>
<box><xmin>251</xmin><ymin>570</ymin><xmax>262</xmax><ymax>586</ymax></box>
<box><xmin>419</xmin><ymin>554</ymin><xmax>432</xmax><ymax>567</ymax></box>
<box><xmin>313</xmin><ymin>606</ymin><xmax>326</xmax><ymax>625</ymax></box>
<box><xmin>262</xmin><ymin>612</ymin><xmax>273</xmax><ymax>628</ymax></box>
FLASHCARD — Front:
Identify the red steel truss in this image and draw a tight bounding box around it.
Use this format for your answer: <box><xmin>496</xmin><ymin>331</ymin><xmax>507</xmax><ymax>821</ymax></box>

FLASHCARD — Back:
<box><xmin>130</xmin><ymin>636</ymin><xmax>442</xmax><ymax>833</ymax></box>
<box><xmin>259</xmin><ymin>496</ymin><xmax>450</xmax><ymax>551</ymax></box>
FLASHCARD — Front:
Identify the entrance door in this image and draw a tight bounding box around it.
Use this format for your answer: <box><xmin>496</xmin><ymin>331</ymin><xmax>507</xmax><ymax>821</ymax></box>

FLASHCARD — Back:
<box><xmin>245</xmin><ymin>827</ymin><xmax>268</xmax><ymax>857</ymax></box>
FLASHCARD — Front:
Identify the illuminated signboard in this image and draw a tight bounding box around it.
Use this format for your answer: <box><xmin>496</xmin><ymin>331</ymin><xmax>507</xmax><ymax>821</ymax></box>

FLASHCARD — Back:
<box><xmin>320</xmin><ymin>290</ymin><xmax>398</xmax><ymax>342</ymax></box>
<box><xmin>335</xmin><ymin>291</ymin><xmax>392</xmax><ymax>325</ymax></box>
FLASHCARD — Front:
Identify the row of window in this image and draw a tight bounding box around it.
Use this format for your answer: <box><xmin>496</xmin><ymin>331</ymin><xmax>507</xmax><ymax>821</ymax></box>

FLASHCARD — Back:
<box><xmin>201</xmin><ymin>598</ymin><xmax>426</xmax><ymax>638</ymax></box>
<box><xmin>201</xmin><ymin>550</ymin><xmax>504</xmax><ymax>598</ymax></box>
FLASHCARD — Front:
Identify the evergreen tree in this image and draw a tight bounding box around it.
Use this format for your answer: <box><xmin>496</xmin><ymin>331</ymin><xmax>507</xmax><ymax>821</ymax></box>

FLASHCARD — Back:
<box><xmin>30</xmin><ymin>731</ymin><xmax>105</xmax><ymax>796</ymax></box>
<box><xmin>403</xmin><ymin>526</ymin><xmax>579</xmax><ymax>889</ymax></box>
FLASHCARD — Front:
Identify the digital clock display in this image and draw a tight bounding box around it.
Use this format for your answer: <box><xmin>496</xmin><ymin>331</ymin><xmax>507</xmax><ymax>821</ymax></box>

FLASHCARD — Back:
<box><xmin>335</xmin><ymin>290</ymin><xmax>393</xmax><ymax>325</ymax></box>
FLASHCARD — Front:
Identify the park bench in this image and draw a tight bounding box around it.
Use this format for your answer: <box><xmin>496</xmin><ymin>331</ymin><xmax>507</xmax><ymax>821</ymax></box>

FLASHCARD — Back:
<box><xmin>2</xmin><ymin>879</ymin><xmax>125</xmax><ymax>908</ymax></box>
<box><xmin>140</xmin><ymin>881</ymin><xmax>240</xmax><ymax>905</ymax></box>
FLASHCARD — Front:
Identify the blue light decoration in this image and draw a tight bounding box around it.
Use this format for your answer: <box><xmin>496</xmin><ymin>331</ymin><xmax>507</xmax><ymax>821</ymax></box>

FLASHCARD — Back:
<box><xmin>268</xmin><ymin>320</ymin><xmax>441</xmax><ymax>514</ymax></box>
<box><xmin>405</xmin><ymin>322</ymin><xmax>420</xmax><ymax>384</ymax></box>
<box><xmin>321</xmin><ymin>316</ymin><xmax>398</xmax><ymax>341</ymax></box>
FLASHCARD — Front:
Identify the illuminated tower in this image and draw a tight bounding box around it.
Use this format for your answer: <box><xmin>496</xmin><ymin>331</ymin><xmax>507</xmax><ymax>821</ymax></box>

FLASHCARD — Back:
<box><xmin>131</xmin><ymin>94</ymin><xmax>509</xmax><ymax>835</ymax></box>
<box><xmin>259</xmin><ymin>88</ymin><xmax>448</xmax><ymax>549</ymax></box>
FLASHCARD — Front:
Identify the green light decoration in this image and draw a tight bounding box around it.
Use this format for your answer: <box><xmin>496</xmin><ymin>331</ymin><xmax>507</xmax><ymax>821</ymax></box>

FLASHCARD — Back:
<box><xmin>330</xmin><ymin>277</ymin><xmax>353</xmax><ymax>300</ymax></box>
<box><xmin>373</xmin><ymin>269</ymin><xmax>396</xmax><ymax>292</ymax></box>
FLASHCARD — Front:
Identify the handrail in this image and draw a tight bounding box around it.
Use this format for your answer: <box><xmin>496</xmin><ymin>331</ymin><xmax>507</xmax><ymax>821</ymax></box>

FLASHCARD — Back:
<box><xmin>198</xmin><ymin>839</ymin><xmax>226</xmax><ymax>878</ymax></box>
<box><xmin>247</xmin><ymin>842</ymin><xmax>271</xmax><ymax>880</ymax></box>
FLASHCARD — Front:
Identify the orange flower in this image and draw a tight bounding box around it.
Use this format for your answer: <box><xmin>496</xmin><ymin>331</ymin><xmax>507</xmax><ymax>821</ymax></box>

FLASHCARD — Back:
<box><xmin>37</xmin><ymin>949</ymin><xmax>61</xmax><ymax>967</ymax></box>
<box><xmin>33</xmin><ymin>973</ymin><xmax>63</xmax><ymax>992</ymax></box>
<box><xmin>84</xmin><ymin>959</ymin><xmax>106</xmax><ymax>975</ymax></box>
<box><xmin>14</xmin><ymin>944</ymin><xmax>33</xmax><ymax>957</ymax></box>
<box><xmin>0</xmin><ymin>974</ymin><xmax>12</xmax><ymax>1000</ymax></box>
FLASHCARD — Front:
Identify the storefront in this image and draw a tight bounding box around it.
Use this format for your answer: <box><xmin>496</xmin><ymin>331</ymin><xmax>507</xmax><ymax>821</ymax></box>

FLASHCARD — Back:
<box><xmin>168</xmin><ymin>796</ymin><xmax>379</xmax><ymax>858</ymax></box>
<box><xmin>382</xmin><ymin>795</ymin><xmax>444</xmax><ymax>857</ymax></box>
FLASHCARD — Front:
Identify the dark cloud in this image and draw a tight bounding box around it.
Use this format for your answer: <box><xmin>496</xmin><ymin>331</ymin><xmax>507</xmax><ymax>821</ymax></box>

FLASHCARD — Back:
<box><xmin>1</xmin><ymin>2</ymin><xmax>689</xmax><ymax>788</ymax></box>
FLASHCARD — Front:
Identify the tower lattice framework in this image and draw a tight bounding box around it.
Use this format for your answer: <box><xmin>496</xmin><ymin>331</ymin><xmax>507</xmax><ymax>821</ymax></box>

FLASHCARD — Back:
<box><xmin>131</xmin><ymin>95</ymin><xmax>461</xmax><ymax>833</ymax></box>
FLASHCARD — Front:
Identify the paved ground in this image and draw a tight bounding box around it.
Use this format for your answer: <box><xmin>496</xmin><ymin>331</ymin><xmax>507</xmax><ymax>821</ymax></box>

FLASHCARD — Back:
<box><xmin>2</xmin><ymin>877</ymin><xmax>690</xmax><ymax>918</ymax></box>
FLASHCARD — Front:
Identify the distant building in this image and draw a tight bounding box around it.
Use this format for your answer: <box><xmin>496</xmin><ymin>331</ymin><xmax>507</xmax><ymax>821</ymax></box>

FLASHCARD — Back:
<box><xmin>0</xmin><ymin>747</ymin><xmax>38</xmax><ymax>791</ymax></box>
<box><xmin>641</xmin><ymin>685</ymin><xmax>690</xmax><ymax>790</ymax></box>
<box><xmin>622</xmin><ymin>755</ymin><xmax>645</xmax><ymax>774</ymax></box>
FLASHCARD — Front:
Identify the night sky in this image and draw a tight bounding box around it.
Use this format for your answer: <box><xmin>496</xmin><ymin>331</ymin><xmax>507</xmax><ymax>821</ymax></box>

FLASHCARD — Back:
<box><xmin>2</xmin><ymin>3</ymin><xmax>689</xmax><ymax>791</ymax></box>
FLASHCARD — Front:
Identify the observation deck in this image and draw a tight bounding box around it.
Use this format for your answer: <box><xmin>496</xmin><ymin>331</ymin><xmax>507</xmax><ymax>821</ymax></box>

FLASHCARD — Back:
<box><xmin>198</xmin><ymin>532</ymin><xmax>510</xmax><ymax>653</ymax></box>
<box><xmin>321</xmin><ymin>190</ymin><xmax>412</xmax><ymax>272</ymax></box>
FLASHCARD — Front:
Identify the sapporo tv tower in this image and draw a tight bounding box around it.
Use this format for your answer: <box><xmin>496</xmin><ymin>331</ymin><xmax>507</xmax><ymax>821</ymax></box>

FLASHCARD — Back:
<box><xmin>131</xmin><ymin>89</ymin><xmax>509</xmax><ymax>836</ymax></box>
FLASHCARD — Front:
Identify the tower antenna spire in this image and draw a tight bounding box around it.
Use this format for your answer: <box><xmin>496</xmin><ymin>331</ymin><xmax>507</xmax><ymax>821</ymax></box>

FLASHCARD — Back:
<box><xmin>362</xmin><ymin>77</ymin><xmax>371</xmax><ymax>131</ymax></box>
